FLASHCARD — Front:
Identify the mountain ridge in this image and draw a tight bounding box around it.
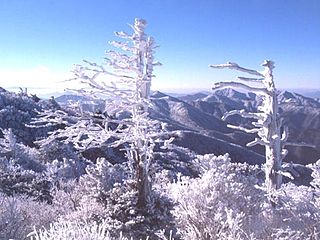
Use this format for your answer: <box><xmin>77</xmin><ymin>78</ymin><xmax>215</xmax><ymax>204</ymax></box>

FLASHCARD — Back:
<box><xmin>54</xmin><ymin>88</ymin><xmax>320</xmax><ymax>165</ymax></box>
<box><xmin>1</xmin><ymin>87</ymin><xmax>319</xmax><ymax>166</ymax></box>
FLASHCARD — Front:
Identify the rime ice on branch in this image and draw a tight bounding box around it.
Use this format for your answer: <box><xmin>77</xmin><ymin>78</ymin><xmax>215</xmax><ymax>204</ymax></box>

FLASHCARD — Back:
<box><xmin>71</xmin><ymin>18</ymin><xmax>169</xmax><ymax>209</ymax></box>
<box><xmin>210</xmin><ymin>60</ymin><xmax>314</xmax><ymax>195</ymax></box>
<box><xmin>32</xmin><ymin>19</ymin><xmax>172</xmax><ymax>210</ymax></box>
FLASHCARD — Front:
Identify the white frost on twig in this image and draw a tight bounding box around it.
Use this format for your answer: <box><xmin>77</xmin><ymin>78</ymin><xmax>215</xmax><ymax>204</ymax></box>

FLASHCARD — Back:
<box><xmin>212</xmin><ymin>81</ymin><xmax>269</xmax><ymax>95</ymax></box>
<box><xmin>210</xmin><ymin>62</ymin><xmax>264</xmax><ymax>77</ymax></box>
<box><xmin>226</xmin><ymin>124</ymin><xmax>260</xmax><ymax>134</ymax></box>
<box><xmin>222</xmin><ymin>109</ymin><xmax>264</xmax><ymax>121</ymax></box>
<box><xmin>247</xmin><ymin>138</ymin><xmax>270</xmax><ymax>147</ymax></box>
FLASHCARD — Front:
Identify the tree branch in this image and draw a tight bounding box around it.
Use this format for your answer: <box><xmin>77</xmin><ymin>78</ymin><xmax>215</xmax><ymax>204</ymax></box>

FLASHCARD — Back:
<box><xmin>222</xmin><ymin>109</ymin><xmax>264</xmax><ymax>121</ymax></box>
<box><xmin>109</xmin><ymin>40</ymin><xmax>135</xmax><ymax>52</ymax></box>
<box><xmin>281</xmin><ymin>148</ymin><xmax>288</xmax><ymax>160</ymax></box>
<box><xmin>226</xmin><ymin>124</ymin><xmax>260</xmax><ymax>134</ymax></box>
<box><xmin>115</xmin><ymin>31</ymin><xmax>132</xmax><ymax>39</ymax></box>
<box><xmin>281</xmin><ymin>125</ymin><xmax>289</xmax><ymax>142</ymax></box>
<box><xmin>210</xmin><ymin>62</ymin><xmax>264</xmax><ymax>77</ymax></box>
<box><xmin>212</xmin><ymin>81</ymin><xmax>269</xmax><ymax>95</ymax></box>
<box><xmin>237</xmin><ymin>77</ymin><xmax>264</xmax><ymax>83</ymax></box>
<box><xmin>247</xmin><ymin>138</ymin><xmax>270</xmax><ymax>147</ymax></box>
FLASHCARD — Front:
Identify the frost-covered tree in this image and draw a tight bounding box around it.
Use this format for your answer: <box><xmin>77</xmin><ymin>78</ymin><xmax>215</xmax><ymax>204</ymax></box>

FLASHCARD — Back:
<box><xmin>69</xmin><ymin>18</ymin><xmax>170</xmax><ymax>210</ymax></box>
<box><xmin>210</xmin><ymin>60</ymin><xmax>314</xmax><ymax>195</ymax></box>
<box><xmin>33</xmin><ymin>19</ymin><xmax>171</xmax><ymax>211</ymax></box>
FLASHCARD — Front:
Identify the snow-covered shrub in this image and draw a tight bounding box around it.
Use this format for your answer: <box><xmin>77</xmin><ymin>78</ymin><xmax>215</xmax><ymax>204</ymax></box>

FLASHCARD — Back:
<box><xmin>168</xmin><ymin>154</ymin><xmax>320</xmax><ymax>239</ymax></box>
<box><xmin>269</xmin><ymin>227</ymin><xmax>305</xmax><ymax>240</ymax></box>
<box><xmin>0</xmin><ymin>128</ymin><xmax>44</xmax><ymax>172</ymax></box>
<box><xmin>0</xmin><ymin>193</ymin><xmax>58</xmax><ymax>240</ymax></box>
<box><xmin>0</xmin><ymin>157</ymin><xmax>52</xmax><ymax>203</ymax></box>
<box><xmin>265</xmin><ymin>183</ymin><xmax>320</xmax><ymax>239</ymax></box>
<box><xmin>75</xmin><ymin>158</ymin><xmax>174</xmax><ymax>239</ymax></box>
<box><xmin>94</xmin><ymin>182</ymin><xmax>173</xmax><ymax>239</ymax></box>
<box><xmin>38</xmin><ymin>140</ymin><xmax>80</xmax><ymax>163</ymax></box>
<box><xmin>81</xmin><ymin>158</ymin><xmax>128</xmax><ymax>198</ymax></box>
<box><xmin>0</xmin><ymin>130</ymin><xmax>86</xmax><ymax>203</ymax></box>
<box><xmin>52</xmin><ymin>183</ymin><xmax>173</xmax><ymax>239</ymax></box>
<box><xmin>168</xmin><ymin>154</ymin><xmax>262</xmax><ymax>239</ymax></box>
<box><xmin>49</xmin><ymin>179</ymin><xmax>83</xmax><ymax>215</ymax></box>
<box><xmin>45</xmin><ymin>158</ymin><xmax>174</xmax><ymax>239</ymax></box>
<box><xmin>28</xmin><ymin>219</ymin><xmax>114</xmax><ymax>240</ymax></box>
<box><xmin>45</xmin><ymin>158</ymin><xmax>87</xmax><ymax>182</ymax></box>
<box><xmin>28</xmin><ymin>219</ymin><xmax>174</xmax><ymax>240</ymax></box>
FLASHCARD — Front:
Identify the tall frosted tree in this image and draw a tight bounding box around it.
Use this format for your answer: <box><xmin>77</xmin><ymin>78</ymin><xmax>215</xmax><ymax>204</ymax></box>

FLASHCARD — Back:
<box><xmin>210</xmin><ymin>60</ymin><xmax>314</xmax><ymax>196</ymax></box>
<box><xmin>34</xmin><ymin>19</ymin><xmax>170</xmax><ymax>209</ymax></box>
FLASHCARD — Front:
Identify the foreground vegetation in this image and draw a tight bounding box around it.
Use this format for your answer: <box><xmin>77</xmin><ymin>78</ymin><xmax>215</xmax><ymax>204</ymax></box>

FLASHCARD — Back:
<box><xmin>1</xmin><ymin>148</ymin><xmax>320</xmax><ymax>239</ymax></box>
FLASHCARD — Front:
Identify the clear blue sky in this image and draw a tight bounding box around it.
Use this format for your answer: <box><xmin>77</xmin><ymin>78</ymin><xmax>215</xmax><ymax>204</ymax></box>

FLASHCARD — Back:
<box><xmin>0</xmin><ymin>0</ymin><xmax>319</xmax><ymax>96</ymax></box>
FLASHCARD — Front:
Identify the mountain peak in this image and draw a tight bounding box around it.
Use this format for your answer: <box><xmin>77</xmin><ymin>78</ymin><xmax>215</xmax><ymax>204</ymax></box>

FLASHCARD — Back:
<box><xmin>214</xmin><ymin>88</ymin><xmax>249</xmax><ymax>100</ymax></box>
<box><xmin>151</xmin><ymin>91</ymin><xmax>168</xmax><ymax>98</ymax></box>
<box><xmin>279</xmin><ymin>90</ymin><xmax>320</xmax><ymax>107</ymax></box>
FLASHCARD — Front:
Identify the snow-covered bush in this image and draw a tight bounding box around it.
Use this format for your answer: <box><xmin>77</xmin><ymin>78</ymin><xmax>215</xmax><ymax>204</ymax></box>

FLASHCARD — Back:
<box><xmin>168</xmin><ymin>154</ymin><xmax>320</xmax><ymax>239</ymax></box>
<box><xmin>87</xmin><ymin>184</ymin><xmax>173</xmax><ymax>239</ymax></box>
<box><xmin>43</xmin><ymin>158</ymin><xmax>174</xmax><ymax>239</ymax></box>
<box><xmin>38</xmin><ymin>140</ymin><xmax>81</xmax><ymax>163</ymax></box>
<box><xmin>28</xmin><ymin>219</ymin><xmax>114</xmax><ymax>240</ymax></box>
<box><xmin>0</xmin><ymin>89</ymin><xmax>55</xmax><ymax>145</ymax></box>
<box><xmin>0</xmin><ymin>193</ymin><xmax>58</xmax><ymax>240</ymax></box>
<box><xmin>0</xmin><ymin>157</ymin><xmax>52</xmax><ymax>203</ymax></box>
<box><xmin>168</xmin><ymin>154</ymin><xmax>262</xmax><ymax>239</ymax></box>
<box><xmin>45</xmin><ymin>158</ymin><xmax>87</xmax><ymax>182</ymax></box>
<box><xmin>28</xmin><ymin>219</ymin><xmax>174</xmax><ymax>240</ymax></box>
<box><xmin>267</xmin><ymin>183</ymin><xmax>320</xmax><ymax>239</ymax></box>
<box><xmin>0</xmin><ymin>128</ymin><xmax>44</xmax><ymax>172</ymax></box>
<box><xmin>76</xmin><ymin>158</ymin><xmax>174</xmax><ymax>239</ymax></box>
<box><xmin>81</xmin><ymin>158</ymin><xmax>128</xmax><ymax>198</ymax></box>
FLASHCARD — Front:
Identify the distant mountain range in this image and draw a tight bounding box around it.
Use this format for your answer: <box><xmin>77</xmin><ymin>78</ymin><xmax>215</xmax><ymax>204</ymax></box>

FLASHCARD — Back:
<box><xmin>55</xmin><ymin>88</ymin><xmax>320</xmax><ymax>165</ymax></box>
<box><xmin>0</xmin><ymin>86</ymin><xmax>319</xmax><ymax>166</ymax></box>
<box><xmin>19</xmin><ymin>87</ymin><xmax>320</xmax><ymax>100</ymax></box>
<box><xmin>284</xmin><ymin>89</ymin><xmax>320</xmax><ymax>99</ymax></box>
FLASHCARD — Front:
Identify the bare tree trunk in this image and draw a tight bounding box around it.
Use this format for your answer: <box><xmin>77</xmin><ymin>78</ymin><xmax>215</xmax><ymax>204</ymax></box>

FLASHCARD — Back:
<box><xmin>265</xmin><ymin>143</ymin><xmax>282</xmax><ymax>191</ymax></box>
<box><xmin>263</xmin><ymin>66</ymin><xmax>283</xmax><ymax>192</ymax></box>
<box><xmin>136</xmin><ymin>161</ymin><xmax>151</xmax><ymax>209</ymax></box>
<box><xmin>134</xmin><ymin>148</ymin><xmax>151</xmax><ymax>209</ymax></box>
